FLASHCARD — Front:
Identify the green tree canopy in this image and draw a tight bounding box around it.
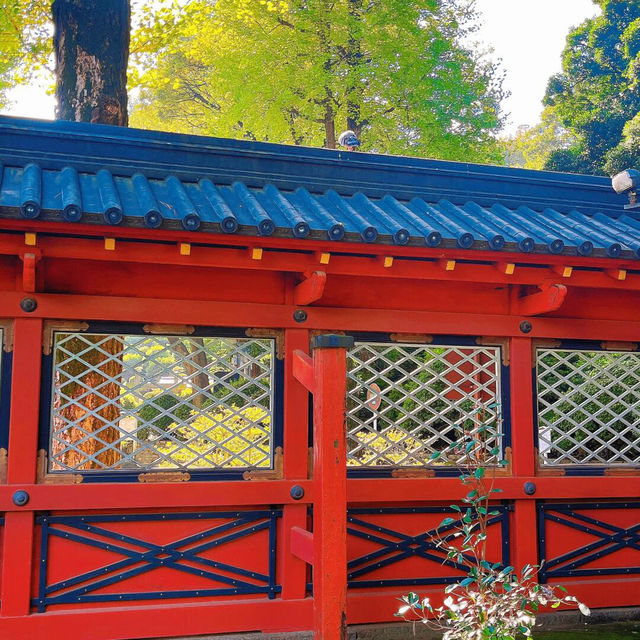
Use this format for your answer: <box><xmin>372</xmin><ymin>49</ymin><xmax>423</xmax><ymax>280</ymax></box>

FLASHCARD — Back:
<box><xmin>129</xmin><ymin>0</ymin><xmax>507</xmax><ymax>163</ymax></box>
<box><xmin>0</xmin><ymin>0</ymin><xmax>51</xmax><ymax>108</ymax></box>
<box><xmin>502</xmin><ymin>108</ymin><xmax>578</xmax><ymax>171</ymax></box>
<box><xmin>543</xmin><ymin>0</ymin><xmax>640</xmax><ymax>175</ymax></box>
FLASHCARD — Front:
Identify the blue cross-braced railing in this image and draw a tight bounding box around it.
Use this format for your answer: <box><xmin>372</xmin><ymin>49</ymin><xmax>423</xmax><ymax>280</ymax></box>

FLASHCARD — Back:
<box><xmin>538</xmin><ymin>502</ymin><xmax>640</xmax><ymax>581</ymax></box>
<box><xmin>346</xmin><ymin>506</ymin><xmax>511</xmax><ymax>589</ymax></box>
<box><xmin>34</xmin><ymin>510</ymin><xmax>281</xmax><ymax>612</ymax></box>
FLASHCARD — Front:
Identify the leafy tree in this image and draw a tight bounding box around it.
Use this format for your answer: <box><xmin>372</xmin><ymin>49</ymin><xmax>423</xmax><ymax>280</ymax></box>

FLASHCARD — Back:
<box><xmin>543</xmin><ymin>0</ymin><xmax>640</xmax><ymax>175</ymax></box>
<box><xmin>129</xmin><ymin>0</ymin><xmax>507</xmax><ymax>162</ymax></box>
<box><xmin>502</xmin><ymin>108</ymin><xmax>577</xmax><ymax>171</ymax></box>
<box><xmin>0</xmin><ymin>0</ymin><xmax>51</xmax><ymax>108</ymax></box>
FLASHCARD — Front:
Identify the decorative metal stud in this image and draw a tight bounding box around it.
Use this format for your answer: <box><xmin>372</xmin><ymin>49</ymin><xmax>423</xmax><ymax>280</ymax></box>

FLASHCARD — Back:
<box><xmin>523</xmin><ymin>482</ymin><xmax>536</xmax><ymax>495</ymax></box>
<box><xmin>290</xmin><ymin>485</ymin><xmax>305</xmax><ymax>500</ymax></box>
<box><xmin>293</xmin><ymin>309</ymin><xmax>307</xmax><ymax>323</ymax></box>
<box><xmin>12</xmin><ymin>490</ymin><xmax>30</xmax><ymax>506</ymax></box>
<box><xmin>519</xmin><ymin>320</ymin><xmax>532</xmax><ymax>333</ymax></box>
<box><xmin>20</xmin><ymin>297</ymin><xmax>37</xmax><ymax>313</ymax></box>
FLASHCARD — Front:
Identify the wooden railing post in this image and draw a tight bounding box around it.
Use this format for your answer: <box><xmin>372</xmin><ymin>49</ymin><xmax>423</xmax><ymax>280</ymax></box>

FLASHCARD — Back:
<box><xmin>310</xmin><ymin>334</ymin><xmax>353</xmax><ymax>640</ymax></box>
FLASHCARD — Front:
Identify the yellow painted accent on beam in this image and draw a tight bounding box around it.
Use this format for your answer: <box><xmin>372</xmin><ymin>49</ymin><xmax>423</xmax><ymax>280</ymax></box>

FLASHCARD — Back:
<box><xmin>251</xmin><ymin>247</ymin><xmax>263</xmax><ymax>260</ymax></box>
<box><xmin>617</xmin><ymin>269</ymin><xmax>627</xmax><ymax>281</ymax></box>
<box><xmin>319</xmin><ymin>252</ymin><xmax>331</xmax><ymax>265</ymax></box>
<box><xmin>104</xmin><ymin>238</ymin><xmax>116</xmax><ymax>251</ymax></box>
<box><xmin>444</xmin><ymin>259</ymin><xmax>456</xmax><ymax>271</ymax></box>
<box><xmin>383</xmin><ymin>256</ymin><xmax>393</xmax><ymax>268</ymax></box>
<box><xmin>179</xmin><ymin>243</ymin><xmax>191</xmax><ymax>256</ymax></box>
<box><xmin>25</xmin><ymin>232</ymin><xmax>37</xmax><ymax>246</ymax></box>
<box><xmin>504</xmin><ymin>263</ymin><xmax>515</xmax><ymax>275</ymax></box>
<box><xmin>561</xmin><ymin>266</ymin><xmax>572</xmax><ymax>278</ymax></box>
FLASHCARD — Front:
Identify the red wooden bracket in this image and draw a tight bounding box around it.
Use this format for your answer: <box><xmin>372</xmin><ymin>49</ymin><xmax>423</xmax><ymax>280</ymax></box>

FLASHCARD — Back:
<box><xmin>294</xmin><ymin>270</ymin><xmax>327</xmax><ymax>306</ymax></box>
<box><xmin>292</xmin><ymin>350</ymin><xmax>314</xmax><ymax>393</ymax></box>
<box><xmin>19</xmin><ymin>251</ymin><xmax>41</xmax><ymax>293</ymax></box>
<box><xmin>290</xmin><ymin>526</ymin><xmax>314</xmax><ymax>565</ymax></box>
<box><xmin>515</xmin><ymin>284</ymin><xmax>567</xmax><ymax>316</ymax></box>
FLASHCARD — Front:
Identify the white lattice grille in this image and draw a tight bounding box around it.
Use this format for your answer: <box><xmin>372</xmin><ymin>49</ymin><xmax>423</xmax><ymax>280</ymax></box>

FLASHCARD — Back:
<box><xmin>49</xmin><ymin>332</ymin><xmax>275</xmax><ymax>473</ymax></box>
<box><xmin>346</xmin><ymin>342</ymin><xmax>502</xmax><ymax>467</ymax></box>
<box><xmin>537</xmin><ymin>348</ymin><xmax>640</xmax><ymax>466</ymax></box>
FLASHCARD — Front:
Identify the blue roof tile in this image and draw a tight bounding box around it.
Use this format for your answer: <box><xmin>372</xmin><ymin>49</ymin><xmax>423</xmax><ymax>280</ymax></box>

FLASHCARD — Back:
<box><xmin>0</xmin><ymin>116</ymin><xmax>637</xmax><ymax>259</ymax></box>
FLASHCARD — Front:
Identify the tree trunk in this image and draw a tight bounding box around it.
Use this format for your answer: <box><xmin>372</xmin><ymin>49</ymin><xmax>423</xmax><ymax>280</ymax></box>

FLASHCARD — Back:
<box><xmin>346</xmin><ymin>0</ymin><xmax>364</xmax><ymax>138</ymax></box>
<box><xmin>324</xmin><ymin>110</ymin><xmax>337</xmax><ymax>148</ymax></box>
<box><xmin>168</xmin><ymin>338</ymin><xmax>211</xmax><ymax>410</ymax></box>
<box><xmin>51</xmin><ymin>338</ymin><xmax>123</xmax><ymax>471</ymax></box>
<box><xmin>53</xmin><ymin>0</ymin><xmax>130</xmax><ymax>126</ymax></box>
<box><xmin>51</xmin><ymin>0</ymin><xmax>130</xmax><ymax>471</ymax></box>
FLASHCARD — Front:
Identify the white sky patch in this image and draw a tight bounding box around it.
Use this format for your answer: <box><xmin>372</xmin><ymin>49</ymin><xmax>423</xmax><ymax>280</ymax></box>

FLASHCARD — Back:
<box><xmin>473</xmin><ymin>0</ymin><xmax>601</xmax><ymax>134</ymax></box>
<box><xmin>2</xmin><ymin>0</ymin><xmax>602</xmax><ymax>133</ymax></box>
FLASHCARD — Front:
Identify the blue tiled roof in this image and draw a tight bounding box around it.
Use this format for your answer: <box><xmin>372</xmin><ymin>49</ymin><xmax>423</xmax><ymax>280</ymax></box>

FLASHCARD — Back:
<box><xmin>0</xmin><ymin>116</ymin><xmax>636</xmax><ymax>259</ymax></box>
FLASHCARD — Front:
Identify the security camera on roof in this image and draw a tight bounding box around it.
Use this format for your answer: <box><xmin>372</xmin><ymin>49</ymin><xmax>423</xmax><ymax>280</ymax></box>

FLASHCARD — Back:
<box><xmin>338</xmin><ymin>130</ymin><xmax>360</xmax><ymax>149</ymax></box>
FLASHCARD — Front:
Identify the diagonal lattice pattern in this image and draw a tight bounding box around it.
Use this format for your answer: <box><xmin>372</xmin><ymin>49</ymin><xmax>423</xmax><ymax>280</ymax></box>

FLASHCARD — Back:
<box><xmin>537</xmin><ymin>348</ymin><xmax>640</xmax><ymax>466</ymax></box>
<box><xmin>346</xmin><ymin>342</ymin><xmax>502</xmax><ymax>467</ymax></box>
<box><xmin>49</xmin><ymin>332</ymin><xmax>275</xmax><ymax>473</ymax></box>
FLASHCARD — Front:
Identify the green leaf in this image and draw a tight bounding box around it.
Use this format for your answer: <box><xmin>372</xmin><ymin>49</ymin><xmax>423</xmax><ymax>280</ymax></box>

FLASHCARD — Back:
<box><xmin>475</xmin><ymin>467</ymin><xmax>485</xmax><ymax>479</ymax></box>
<box><xmin>439</xmin><ymin>517</ymin><xmax>456</xmax><ymax>527</ymax></box>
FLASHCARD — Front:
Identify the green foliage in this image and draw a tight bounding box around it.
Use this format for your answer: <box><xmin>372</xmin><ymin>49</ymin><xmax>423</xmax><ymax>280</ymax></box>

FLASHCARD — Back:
<box><xmin>129</xmin><ymin>0</ymin><xmax>507</xmax><ymax>162</ymax></box>
<box><xmin>543</xmin><ymin>0</ymin><xmax>640</xmax><ymax>175</ymax></box>
<box><xmin>0</xmin><ymin>0</ymin><xmax>53</xmax><ymax>107</ymax></box>
<box><xmin>395</xmin><ymin>408</ymin><xmax>588</xmax><ymax>639</ymax></box>
<box><xmin>155</xmin><ymin>405</ymin><xmax>271</xmax><ymax>468</ymax></box>
<box><xmin>137</xmin><ymin>392</ymin><xmax>192</xmax><ymax>431</ymax></box>
<box><xmin>502</xmin><ymin>109</ymin><xmax>578</xmax><ymax>171</ymax></box>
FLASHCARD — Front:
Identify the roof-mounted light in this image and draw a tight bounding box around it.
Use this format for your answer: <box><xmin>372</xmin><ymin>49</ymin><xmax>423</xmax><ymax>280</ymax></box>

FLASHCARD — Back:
<box><xmin>612</xmin><ymin>169</ymin><xmax>640</xmax><ymax>209</ymax></box>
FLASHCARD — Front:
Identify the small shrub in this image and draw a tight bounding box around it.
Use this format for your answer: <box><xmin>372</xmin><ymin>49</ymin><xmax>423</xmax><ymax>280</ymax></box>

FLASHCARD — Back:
<box><xmin>396</xmin><ymin>406</ymin><xmax>589</xmax><ymax>639</ymax></box>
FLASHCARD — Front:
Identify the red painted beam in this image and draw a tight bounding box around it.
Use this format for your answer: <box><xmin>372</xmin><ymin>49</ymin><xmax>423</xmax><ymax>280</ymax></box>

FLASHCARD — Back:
<box><xmin>0</xmin><ymin>598</ymin><xmax>313</xmax><ymax>640</ymax></box>
<box><xmin>0</xmin><ymin>230</ymin><xmax>638</xmax><ymax>291</ymax></box>
<box><xmin>514</xmin><ymin>284</ymin><xmax>567</xmax><ymax>316</ymax></box>
<box><xmin>5</xmin><ymin>290</ymin><xmax>640</xmax><ymax>341</ymax></box>
<box><xmin>0</xmin><ymin>480</ymin><xmax>313</xmax><ymax>512</ymax></box>
<box><xmin>0</xmin><ymin>475</ymin><xmax>638</xmax><ymax>512</ymax></box>
<box><xmin>294</xmin><ymin>270</ymin><xmax>327</xmax><ymax>305</ymax></box>
<box><xmin>0</xmin><ymin>217</ymin><xmax>637</xmax><ymax>272</ymax></box>
<box><xmin>345</xmin><ymin>476</ymin><xmax>640</xmax><ymax>502</ymax></box>
<box><xmin>293</xmin><ymin>350</ymin><xmax>315</xmax><ymax>393</ymax></box>
<box><xmin>290</xmin><ymin>526</ymin><xmax>314</xmax><ymax>565</ymax></box>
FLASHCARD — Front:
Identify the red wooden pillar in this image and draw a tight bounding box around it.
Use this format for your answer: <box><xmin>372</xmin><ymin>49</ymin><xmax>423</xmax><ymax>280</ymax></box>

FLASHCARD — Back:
<box><xmin>280</xmin><ymin>328</ymin><xmax>310</xmax><ymax>602</ymax></box>
<box><xmin>293</xmin><ymin>334</ymin><xmax>353</xmax><ymax>640</ymax></box>
<box><xmin>311</xmin><ymin>334</ymin><xmax>352</xmax><ymax>640</ymax></box>
<box><xmin>509</xmin><ymin>337</ymin><xmax>539</xmax><ymax>572</ymax></box>
<box><xmin>1</xmin><ymin>318</ymin><xmax>43</xmax><ymax>616</ymax></box>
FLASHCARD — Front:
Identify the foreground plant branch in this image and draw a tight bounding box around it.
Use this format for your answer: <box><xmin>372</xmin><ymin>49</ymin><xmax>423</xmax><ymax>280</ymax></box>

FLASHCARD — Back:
<box><xmin>396</xmin><ymin>406</ymin><xmax>589</xmax><ymax>639</ymax></box>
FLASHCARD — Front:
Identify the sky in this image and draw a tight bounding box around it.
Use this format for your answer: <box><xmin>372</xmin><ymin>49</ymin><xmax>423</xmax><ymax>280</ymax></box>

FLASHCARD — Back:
<box><xmin>2</xmin><ymin>0</ymin><xmax>601</xmax><ymax>133</ymax></box>
<box><xmin>474</xmin><ymin>0</ymin><xmax>600</xmax><ymax>133</ymax></box>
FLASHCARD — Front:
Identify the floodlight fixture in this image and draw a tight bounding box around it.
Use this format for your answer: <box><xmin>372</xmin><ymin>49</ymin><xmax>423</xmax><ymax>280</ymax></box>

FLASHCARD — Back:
<box><xmin>611</xmin><ymin>168</ymin><xmax>640</xmax><ymax>209</ymax></box>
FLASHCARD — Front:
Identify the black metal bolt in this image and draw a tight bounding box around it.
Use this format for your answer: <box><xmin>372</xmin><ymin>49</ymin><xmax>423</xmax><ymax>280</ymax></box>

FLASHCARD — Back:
<box><xmin>519</xmin><ymin>320</ymin><xmax>532</xmax><ymax>334</ymax></box>
<box><xmin>20</xmin><ymin>297</ymin><xmax>38</xmax><ymax>313</ymax></box>
<box><xmin>12</xmin><ymin>490</ymin><xmax>30</xmax><ymax>506</ymax></box>
<box><xmin>290</xmin><ymin>485</ymin><xmax>305</xmax><ymax>500</ymax></box>
<box><xmin>523</xmin><ymin>481</ymin><xmax>536</xmax><ymax>496</ymax></box>
<box><xmin>293</xmin><ymin>309</ymin><xmax>308</xmax><ymax>323</ymax></box>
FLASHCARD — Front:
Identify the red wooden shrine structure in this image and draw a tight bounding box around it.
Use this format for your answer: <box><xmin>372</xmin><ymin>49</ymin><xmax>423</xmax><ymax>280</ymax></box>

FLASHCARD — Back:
<box><xmin>0</xmin><ymin>116</ymin><xmax>639</xmax><ymax>639</ymax></box>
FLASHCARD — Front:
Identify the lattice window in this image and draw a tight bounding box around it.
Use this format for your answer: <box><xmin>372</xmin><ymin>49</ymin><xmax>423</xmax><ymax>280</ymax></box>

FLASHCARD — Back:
<box><xmin>346</xmin><ymin>342</ymin><xmax>502</xmax><ymax>467</ymax></box>
<box><xmin>537</xmin><ymin>347</ymin><xmax>640</xmax><ymax>466</ymax></box>
<box><xmin>48</xmin><ymin>331</ymin><xmax>275</xmax><ymax>474</ymax></box>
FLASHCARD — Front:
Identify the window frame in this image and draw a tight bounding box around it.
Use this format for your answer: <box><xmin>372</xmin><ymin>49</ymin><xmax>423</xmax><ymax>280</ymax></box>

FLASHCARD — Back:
<box><xmin>38</xmin><ymin>322</ymin><xmax>284</xmax><ymax>483</ymax></box>
<box><xmin>533</xmin><ymin>339</ymin><xmax>640</xmax><ymax>475</ymax></box>
<box><xmin>342</xmin><ymin>332</ymin><xmax>511</xmax><ymax>479</ymax></box>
